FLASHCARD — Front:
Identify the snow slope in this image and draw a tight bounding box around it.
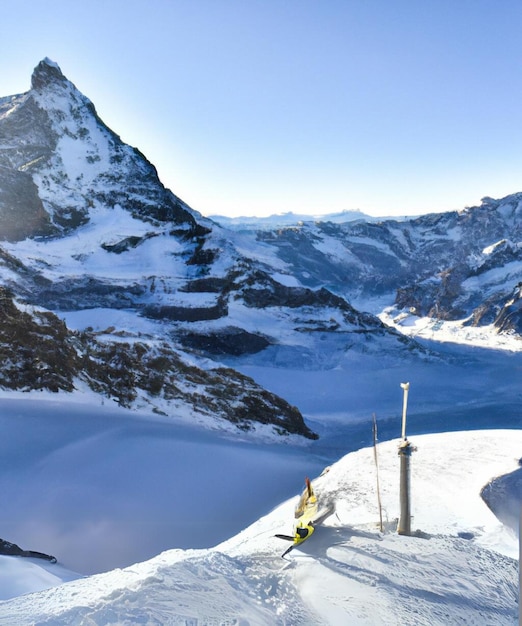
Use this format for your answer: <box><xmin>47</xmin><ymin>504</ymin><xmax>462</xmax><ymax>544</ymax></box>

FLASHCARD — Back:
<box><xmin>0</xmin><ymin>556</ymin><xmax>78</xmax><ymax>602</ymax></box>
<box><xmin>380</xmin><ymin>306</ymin><xmax>522</xmax><ymax>352</ymax></box>
<box><xmin>0</xmin><ymin>430</ymin><xmax>518</xmax><ymax>625</ymax></box>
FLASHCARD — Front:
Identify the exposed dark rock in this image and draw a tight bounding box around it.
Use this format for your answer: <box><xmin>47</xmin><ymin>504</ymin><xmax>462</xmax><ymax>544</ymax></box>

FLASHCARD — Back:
<box><xmin>49</xmin><ymin>202</ymin><xmax>90</xmax><ymax>230</ymax></box>
<box><xmin>0</xmin><ymin>538</ymin><xmax>57</xmax><ymax>563</ymax></box>
<box><xmin>238</xmin><ymin>269</ymin><xmax>350</xmax><ymax>310</ymax></box>
<box><xmin>0</xmin><ymin>167</ymin><xmax>54</xmax><ymax>241</ymax></box>
<box><xmin>179</xmin><ymin>276</ymin><xmax>232</xmax><ymax>293</ymax></box>
<box><xmin>31</xmin><ymin>58</ymin><xmax>68</xmax><ymax>91</ymax></box>
<box><xmin>469</xmin><ymin>240</ymin><xmax>522</xmax><ymax>277</ymax></box>
<box><xmin>101</xmin><ymin>233</ymin><xmax>158</xmax><ymax>254</ymax></box>
<box><xmin>179</xmin><ymin>327</ymin><xmax>271</xmax><ymax>356</ymax></box>
<box><xmin>494</xmin><ymin>285</ymin><xmax>522</xmax><ymax>334</ymax></box>
<box><xmin>463</xmin><ymin>294</ymin><xmax>504</xmax><ymax>327</ymax></box>
<box><xmin>33</xmin><ymin>278</ymin><xmax>147</xmax><ymax>311</ymax></box>
<box><xmin>187</xmin><ymin>246</ymin><xmax>219</xmax><ymax>266</ymax></box>
<box><xmin>0</xmin><ymin>287</ymin><xmax>315</xmax><ymax>437</ymax></box>
<box><xmin>0</xmin><ymin>93</ymin><xmax>57</xmax><ymax>173</ymax></box>
<box><xmin>0</xmin><ymin>287</ymin><xmax>78</xmax><ymax>392</ymax></box>
<box><xmin>142</xmin><ymin>298</ymin><xmax>228</xmax><ymax>322</ymax></box>
<box><xmin>78</xmin><ymin>335</ymin><xmax>316</xmax><ymax>438</ymax></box>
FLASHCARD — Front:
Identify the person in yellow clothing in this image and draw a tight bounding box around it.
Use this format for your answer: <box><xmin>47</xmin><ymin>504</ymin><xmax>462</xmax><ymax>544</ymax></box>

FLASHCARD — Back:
<box><xmin>277</xmin><ymin>478</ymin><xmax>318</xmax><ymax>556</ymax></box>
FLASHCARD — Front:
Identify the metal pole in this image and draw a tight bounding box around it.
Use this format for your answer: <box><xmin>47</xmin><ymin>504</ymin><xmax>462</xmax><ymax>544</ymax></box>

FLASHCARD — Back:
<box><xmin>400</xmin><ymin>382</ymin><xmax>410</xmax><ymax>441</ymax></box>
<box><xmin>398</xmin><ymin>382</ymin><xmax>413</xmax><ymax>536</ymax></box>
<box><xmin>398</xmin><ymin>440</ymin><xmax>412</xmax><ymax>535</ymax></box>
<box><xmin>372</xmin><ymin>413</ymin><xmax>384</xmax><ymax>533</ymax></box>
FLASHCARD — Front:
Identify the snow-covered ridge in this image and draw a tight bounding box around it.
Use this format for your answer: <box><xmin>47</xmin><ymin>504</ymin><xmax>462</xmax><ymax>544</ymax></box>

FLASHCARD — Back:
<box><xmin>250</xmin><ymin>193</ymin><xmax>522</xmax><ymax>343</ymax></box>
<box><xmin>0</xmin><ymin>430</ymin><xmax>518</xmax><ymax>625</ymax></box>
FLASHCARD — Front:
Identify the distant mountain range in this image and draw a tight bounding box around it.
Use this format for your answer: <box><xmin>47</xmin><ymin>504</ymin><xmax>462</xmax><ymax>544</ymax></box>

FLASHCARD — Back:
<box><xmin>0</xmin><ymin>58</ymin><xmax>521</xmax><ymax>437</ymax></box>
<box><xmin>209</xmin><ymin>209</ymin><xmax>375</xmax><ymax>230</ymax></box>
<box><xmin>247</xmin><ymin>195</ymin><xmax>522</xmax><ymax>335</ymax></box>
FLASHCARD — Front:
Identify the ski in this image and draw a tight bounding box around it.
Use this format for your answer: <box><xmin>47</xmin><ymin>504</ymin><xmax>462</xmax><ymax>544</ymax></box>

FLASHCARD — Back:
<box><xmin>281</xmin><ymin>544</ymin><xmax>295</xmax><ymax>558</ymax></box>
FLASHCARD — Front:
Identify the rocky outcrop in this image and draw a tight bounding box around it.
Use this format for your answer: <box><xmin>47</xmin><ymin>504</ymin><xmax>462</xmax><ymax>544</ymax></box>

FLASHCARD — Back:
<box><xmin>179</xmin><ymin>327</ymin><xmax>271</xmax><ymax>356</ymax></box>
<box><xmin>0</xmin><ymin>286</ymin><xmax>316</xmax><ymax>438</ymax></box>
<box><xmin>0</xmin><ymin>167</ymin><xmax>53</xmax><ymax>240</ymax></box>
<box><xmin>493</xmin><ymin>285</ymin><xmax>522</xmax><ymax>334</ymax></box>
<box><xmin>0</xmin><ymin>538</ymin><xmax>56</xmax><ymax>563</ymax></box>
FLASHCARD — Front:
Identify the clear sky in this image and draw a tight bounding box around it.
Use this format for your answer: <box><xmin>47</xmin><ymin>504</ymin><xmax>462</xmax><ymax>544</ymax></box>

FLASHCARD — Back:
<box><xmin>2</xmin><ymin>0</ymin><xmax>522</xmax><ymax>218</ymax></box>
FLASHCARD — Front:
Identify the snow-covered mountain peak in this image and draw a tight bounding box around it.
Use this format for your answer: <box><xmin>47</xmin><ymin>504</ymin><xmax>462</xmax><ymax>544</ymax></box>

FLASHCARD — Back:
<box><xmin>30</xmin><ymin>56</ymin><xmax>97</xmax><ymax>126</ymax></box>
<box><xmin>0</xmin><ymin>59</ymin><xmax>422</xmax><ymax>438</ymax></box>
<box><xmin>30</xmin><ymin>57</ymin><xmax>69</xmax><ymax>92</ymax></box>
<box><xmin>0</xmin><ymin>58</ymin><xmax>200</xmax><ymax>239</ymax></box>
<box><xmin>3</xmin><ymin>57</ymin><xmax>522</xmax><ymax>442</ymax></box>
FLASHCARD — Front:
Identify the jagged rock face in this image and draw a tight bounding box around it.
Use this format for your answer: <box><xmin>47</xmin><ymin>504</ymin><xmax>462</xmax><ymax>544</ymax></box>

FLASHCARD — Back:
<box><xmin>0</xmin><ymin>90</ymin><xmax>56</xmax><ymax>171</ymax></box>
<box><xmin>494</xmin><ymin>285</ymin><xmax>522</xmax><ymax>334</ymax></box>
<box><xmin>0</xmin><ymin>287</ymin><xmax>78</xmax><ymax>391</ymax></box>
<box><xmin>0</xmin><ymin>58</ymin><xmax>201</xmax><ymax>239</ymax></box>
<box><xmin>0</xmin><ymin>167</ymin><xmax>53</xmax><ymax>240</ymax></box>
<box><xmin>0</xmin><ymin>286</ymin><xmax>316</xmax><ymax>438</ymax></box>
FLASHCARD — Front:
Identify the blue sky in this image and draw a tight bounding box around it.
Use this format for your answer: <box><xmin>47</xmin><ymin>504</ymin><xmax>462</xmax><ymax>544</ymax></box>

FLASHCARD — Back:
<box><xmin>2</xmin><ymin>0</ymin><xmax>522</xmax><ymax>218</ymax></box>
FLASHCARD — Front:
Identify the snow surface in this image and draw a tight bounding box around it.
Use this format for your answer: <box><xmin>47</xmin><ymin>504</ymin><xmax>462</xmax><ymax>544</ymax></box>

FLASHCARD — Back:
<box><xmin>380</xmin><ymin>307</ymin><xmax>522</xmax><ymax>352</ymax></box>
<box><xmin>0</xmin><ymin>319</ymin><xmax>520</xmax><ymax>623</ymax></box>
<box><xmin>0</xmin><ymin>430</ymin><xmax>518</xmax><ymax>624</ymax></box>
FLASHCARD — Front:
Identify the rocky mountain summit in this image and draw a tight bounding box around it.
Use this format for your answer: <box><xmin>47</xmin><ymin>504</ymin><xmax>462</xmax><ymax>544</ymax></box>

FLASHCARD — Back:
<box><xmin>0</xmin><ymin>58</ymin><xmax>199</xmax><ymax>239</ymax></box>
